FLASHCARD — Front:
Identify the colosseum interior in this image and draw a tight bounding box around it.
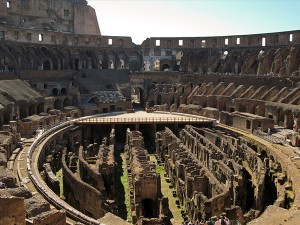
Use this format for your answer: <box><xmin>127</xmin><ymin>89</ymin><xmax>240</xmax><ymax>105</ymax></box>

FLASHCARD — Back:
<box><xmin>0</xmin><ymin>0</ymin><xmax>300</xmax><ymax>225</ymax></box>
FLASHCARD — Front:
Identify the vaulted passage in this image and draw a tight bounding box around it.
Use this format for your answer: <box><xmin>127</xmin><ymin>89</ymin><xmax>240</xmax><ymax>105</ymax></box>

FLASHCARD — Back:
<box><xmin>242</xmin><ymin>168</ymin><xmax>255</xmax><ymax>211</ymax></box>
<box><xmin>142</xmin><ymin>198</ymin><xmax>154</xmax><ymax>218</ymax></box>
<box><xmin>263</xmin><ymin>173</ymin><xmax>277</xmax><ymax>208</ymax></box>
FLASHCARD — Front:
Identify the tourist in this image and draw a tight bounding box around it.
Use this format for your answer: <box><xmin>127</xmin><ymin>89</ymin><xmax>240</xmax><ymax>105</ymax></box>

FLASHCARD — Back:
<box><xmin>206</xmin><ymin>218</ymin><xmax>215</xmax><ymax>225</ymax></box>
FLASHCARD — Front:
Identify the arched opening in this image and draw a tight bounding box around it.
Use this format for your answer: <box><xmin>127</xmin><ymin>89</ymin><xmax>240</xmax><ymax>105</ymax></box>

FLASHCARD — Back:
<box><xmin>28</xmin><ymin>104</ymin><xmax>36</xmax><ymax>116</ymax></box>
<box><xmin>61</xmin><ymin>88</ymin><xmax>67</xmax><ymax>95</ymax></box>
<box><xmin>52</xmin><ymin>88</ymin><xmax>59</xmax><ymax>96</ymax></box>
<box><xmin>263</xmin><ymin>168</ymin><xmax>277</xmax><ymax>208</ymax></box>
<box><xmin>37</xmin><ymin>103</ymin><xmax>44</xmax><ymax>114</ymax></box>
<box><xmin>142</xmin><ymin>198</ymin><xmax>154</xmax><ymax>218</ymax></box>
<box><xmin>54</xmin><ymin>99</ymin><xmax>62</xmax><ymax>110</ymax></box>
<box><xmin>63</xmin><ymin>98</ymin><xmax>71</xmax><ymax>108</ymax></box>
<box><xmin>43</xmin><ymin>60</ymin><xmax>51</xmax><ymax>70</ymax></box>
<box><xmin>75</xmin><ymin>58</ymin><xmax>79</xmax><ymax>71</ymax></box>
<box><xmin>132</xmin><ymin>87</ymin><xmax>145</xmax><ymax>108</ymax></box>
<box><xmin>20</xmin><ymin>107</ymin><xmax>28</xmax><ymax>119</ymax></box>
<box><xmin>109</xmin><ymin>60</ymin><xmax>114</xmax><ymax>69</ymax></box>
<box><xmin>129</xmin><ymin>60</ymin><xmax>140</xmax><ymax>71</ymax></box>
<box><xmin>162</xmin><ymin>64</ymin><xmax>170</xmax><ymax>71</ymax></box>
<box><xmin>222</xmin><ymin>51</ymin><xmax>228</xmax><ymax>59</ymax></box>
<box><xmin>3</xmin><ymin>112</ymin><xmax>10</xmax><ymax>125</ymax></box>
<box><xmin>144</xmin><ymin>61</ymin><xmax>150</xmax><ymax>71</ymax></box>
<box><xmin>154</xmin><ymin>60</ymin><xmax>160</xmax><ymax>71</ymax></box>
<box><xmin>120</xmin><ymin>60</ymin><xmax>125</xmax><ymax>69</ymax></box>
<box><xmin>285</xmin><ymin>110</ymin><xmax>294</xmax><ymax>129</ymax></box>
<box><xmin>241</xmin><ymin>168</ymin><xmax>254</xmax><ymax>212</ymax></box>
<box><xmin>277</xmin><ymin>108</ymin><xmax>284</xmax><ymax>125</ymax></box>
<box><xmin>174</xmin><ymin>51</ymin><xmax>183</xmax><ymax>71</ymax></box>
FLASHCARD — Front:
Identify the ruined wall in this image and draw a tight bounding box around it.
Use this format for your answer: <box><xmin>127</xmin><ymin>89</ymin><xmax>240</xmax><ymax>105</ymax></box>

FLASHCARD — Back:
<box><xmin>74</xmin><ymin>4</ymin><xmax>100</xmax><ymax>35</ymax></box>
<box><xmin>125</xmin><ymin>129</ymin><xmax>169</xmax><ymax>225</ymax></box>
<box><xmin>0</xmin><ymin>196</ymin><xmax>25</xmax><ymax>225</ymax></box>
<box><xmin>30</xmin><ymin>209</ymin><xmax>66</xmax><ymax>225</ymax></box>
<box><xmin>62</xmin><ymin>148</ymin><xmax>109</xmax><ymax>219</ymax></box>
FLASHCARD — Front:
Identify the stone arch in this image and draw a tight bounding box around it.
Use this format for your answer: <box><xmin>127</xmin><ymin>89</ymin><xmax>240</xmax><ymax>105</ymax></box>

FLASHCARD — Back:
<box><xmin>73</xmin><ymin>49</ymin><xmax>82</xmax><ymax>70</ymax></box>
<box><xmin>85</xmin><ymin>49</ymin><xmax>97</xmax><ymax>69</ymax></box>
<box><xmin>107</xmin><ymin>50</ymin><xmax>116</xmax><ymax>69</ymax></box>
<box><xmin>54</xmin><ymin>99</ymin><xmax>62</xmax><ymax>110</ymax></box>
<box><xmin>63</xmin><ymin>98</ymin><xmax>72</xmax><ymax>107</ymax></box>
<box><xmin>162</xmin><ymin>63</ymin><xmax>170</xmax><ymax>71</ymax></box>
<box><xmin>277</xmin><ymin>108</ymin><xmax>284</xmax><ymax>125</ymax></box>
<box><xmin>61</xmin><ymin>87</ymin><xmax>67</xmax><ymax>95</ymax></box>
<box><xmin>285</xmin><ymin>110</ymin><xmax>294</xmax><ymax>129</ymax></box>
<box><xmin>52</xmin><ymin>88</ymin><xmax>59</xmax><ymax>96</ymax></box>
<box><xmin>51</xmin><ymin>48</ymin><xmax>62</xmax><ymax>70</ymax></box>
<box><xmin>41</xmin><ymin>46</ymin><xmax>58</xmax><ymax>70</ymax></box>
<box><xmin>109</xmin><ymin>60</ymin><xmax>114</xmax><ymax>69</ymax></box>
<box><xmin>43</xmin><ymin>60</ymin><xmax>51</xmax><ymax>70</ymax></box>
<box><xmin>187</xmin><ymin>51</ymin><xmax>197</xmax><ymax>72</ymax></box>
<box><xmin>153</xmin><ymin>60</ymin><xmax>160</xmax><ymax>71</ymax></box>
<box><xmin>174</xmin><ymin>51</ymin><xmax>183</xmax><ymax>71</ymax></box>
<box><xmin>117</xmin><ymin>50</ymin><xmax>127</xmax><ymax>69</ymax></box>
<box><xmin>129</xmin><ymin>51</ymin><xmax>141</xmax><ymax>71</ymax></box>
<box><xmin>15</xmin><ymin>45</ymin><xmax>28</xmax><ymax>69</ymax></box>
<box><xmin>129</xmin><ymin>60</ymin><xmax>140</xmax><ymax>71</ymax></box>
<box><xmin>62</xmin><ymin>48</ymin><xmax>72</xmax><ymax>70</ymax></box>
<box><xmin>144</xmin><ymin>61</ymin><xmax>150</xmax><ymax>71</ymax></box>
<box><xmin>29</xmin><ymin>104</ymin><xmax>36</xmax><ymax>116</ymax></box>
<box><xmin>96</xmin><ymin>50</ymin><xmax>106</xmax><ymax>69</ymax></box>
<box><xmin>37</xmin><ymin>103</ymin><xmax>44</xmax><ymax>114</ymax></box>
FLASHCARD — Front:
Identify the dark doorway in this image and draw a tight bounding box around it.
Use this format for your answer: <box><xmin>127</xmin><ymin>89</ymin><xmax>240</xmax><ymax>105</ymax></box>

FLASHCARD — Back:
<box><xmin>75</xmin><ymin>58</ymin><xmax>79</xmax><ymax>71</ymax></box>
<box><xmin>142</xmin><ymin>198</ymin><xmax>154</xmax><ymax>218</ymax></box>
<box><xmin>43</xmin><ymin>60</ymin><xmax>51</xmax><ymax>70</ymax></box>
<box><xmin>52</xmin><ymin>88</ymin><xmax>59</xmax><ymax>96</ymax></box>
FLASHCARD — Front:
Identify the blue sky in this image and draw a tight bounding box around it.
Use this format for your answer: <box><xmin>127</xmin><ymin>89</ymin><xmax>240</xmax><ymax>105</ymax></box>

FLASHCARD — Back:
<box><xmin>89</xmin><ymin>0</ymin><xmax>300</xmax><ymax>44</ymax></box>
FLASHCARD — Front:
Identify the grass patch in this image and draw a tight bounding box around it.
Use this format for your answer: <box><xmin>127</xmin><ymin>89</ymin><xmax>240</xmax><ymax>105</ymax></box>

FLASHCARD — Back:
<box><xmin>56</xmin><ymin>169</ymin><xmax>65</xmax><ymax>199</ymax></box>
<box><xmin>119</xmin><ymin>153</ymin><xmax>132</xmax><ymax>221</ymax></box>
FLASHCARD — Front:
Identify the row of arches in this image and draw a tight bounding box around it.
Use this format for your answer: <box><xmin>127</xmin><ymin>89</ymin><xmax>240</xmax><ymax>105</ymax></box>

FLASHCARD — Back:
<box><xmin>0</xmin><ymin>44</ymin><xmax>143</xmax><ymax>71</ymax></box>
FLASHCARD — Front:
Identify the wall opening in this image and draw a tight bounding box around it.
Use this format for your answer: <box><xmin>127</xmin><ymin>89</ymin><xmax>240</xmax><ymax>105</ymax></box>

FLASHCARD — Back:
<box><xmin>263</xmin><ymin>172</ymin><xmax>277</xmax><ymax>208</ymax></box>
<box><xmin>246</xmin><ymin>120</ymin><xmax>251</xmax><ymax>129</ymax></box>
<box><xmin>7</xmin><ymin>1</ymin><xmax>11</xmax><ymax>9</ymax></box>
<box><xmin>75</xmin><ymin>59</ymin><xmax>79</xmax><ymax>70</ymax></box>
<box><xmin>236</xmin><ymin>37</ymin><xmax>240</xmax><ymax>45</ymax></box>
<box><xmin>289</xmin><ymin>34</ymin><xmax>293</xmax><ymax>42</ymax></box>
<box><xmin>201</xmin><ymin>40</ymin><xmax>206</xmax><ymax>48</ymax></box>
<box><xmin>162</xmin><ymin>64</ymin><xmax>170</xmax><ymax>71</ymax></box>
<box><xmin>225</xmin><ymin>38</ymin><xmax>229</xmax><ymax>46</ymax></box>
<box><xmin>61</xmin><ymin>88</ymin><xmax>67</xmax><ymax>95</ymax></box>
<box><xmin>54</xmin><ymin>99</ymin><xmax>61</xmax><ymax>110</ymax></box>
<box><xmin>179</xmin><ymin>40</ymin><xmax>183</xmax><ymax>46</ymax></box>
<box><xmin>0</xmin><ymin>31</ymin><xmax>4</xmax><ymax>40</ymax></box>
<box><xmin>242</xmin><ymin>168</ymin><xmax>255</xmax><ymax>212</ymax></box>
<box><xmin>43</xmin><ymin>60</ymin><xmax>51</xmax><ymax>70</ymax></box>
<box><xmin>39</xmin><ymin>34</ymin><xmax>44</xmax><ymax>42</ymax></box>
<box><xmin>52</xmin><ymin>88</ymin><xmax>59</xmax><ymax>96</ymax></box>
<box><xmin>156</xmin><ymin>40</ymin><xmax>160</xmax><ymax>46</ymax></box>
<box><xmin>108</xmin><ymin>38</ymin><xmax>112</xmax><ymax>45</ymax></box>
<box><xmin>262</xmin><ymin>37</ymin><xmax>266</xmax><ymax>46</ymax></box>
<box><xmin>142</xmin><ymin>198</ymin><xmax>154</xmax><ymax>218</ymax></box>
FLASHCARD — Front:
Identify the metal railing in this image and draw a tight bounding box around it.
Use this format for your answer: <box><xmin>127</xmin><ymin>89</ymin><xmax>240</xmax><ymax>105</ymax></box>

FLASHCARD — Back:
<box><xmin>75</xmin><ymin>116</ymin><xmax>210</xmax><ymax>124</ymax></box>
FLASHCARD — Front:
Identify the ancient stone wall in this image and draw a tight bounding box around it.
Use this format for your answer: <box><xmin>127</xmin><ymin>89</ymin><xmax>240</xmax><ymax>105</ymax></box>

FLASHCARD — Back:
<box><xmin>155</xmin><ymin>125</ymin><xmax>285</xmax><ymax>222</ymax></box>
<box><xmin>0</xmin><ymin>196</ymin><xmax>25</xmax><ymax>225</ymax></box>
<box><xmin>125</xmin><ymin>129</ymin><xmax>170</xmax><ymax>225</ymax></box>
<box><xmin>62</xmin><ymin>148</ymin><xmax>109</xmax><ymax>219</ymax></box>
